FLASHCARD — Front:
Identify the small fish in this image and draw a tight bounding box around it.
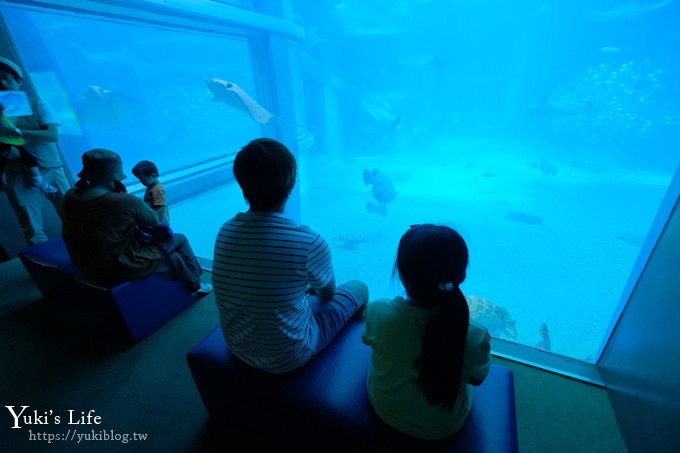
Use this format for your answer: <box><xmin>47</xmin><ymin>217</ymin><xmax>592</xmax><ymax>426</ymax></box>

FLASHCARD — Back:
<box><xmin>505</xmin><ymin>210</ymin><xmax>544</xmax><ymax>225</ymax></box>
<box><xmin>331</xmin><ymin>235</ymin><xmax>370</xmax><ymax>250</ymax></box>
<box><xmin>366</xmin><ymin>201</ymin><xmax>388</xmax><ymax>217</ymax></box>
<box><xmin>204</xmin><ymin>78</ymin><xmax>274</xmax><ymax>124</ymax></box>
<box><xmin>76</xmin><ymin>85</ymin><xmax>145</xmax><ymax>129</ymax></box>
<box><xmin>395</xmin><ymin>55</ymin><xmax>442</xmax><ymax>70</ymax></box>
<box><xmin>539</xmin><ymin>161</ymin><xmax>558</xmax><ymax>176</ymax></box>
<box><xmin>482</xmin><ymin>171</ymin><xmax>496</xmax><ymax>178</ymax></box>
<box><xmin>616</xmin><ymin>233</ymin><xmax>645</xmax><ymax>247</ymax></box>
<box><xmin>599</xmin><ymin>46</ymin><xmax>621</xmax><ymax>52</ymax></box>
<box><xmin>529</xmin><ymin>160</ymin><xmax>558</xmax><ymax>176</ymax></box>
<box><xmin>529</xmin><ymin>94</ymin><xmax>591</xmax><ymax>116</ymax></box>
<box><xmin>535</xmin><ymin>323</ymin><xmax>551</xmax><ymax>352</ymax></box>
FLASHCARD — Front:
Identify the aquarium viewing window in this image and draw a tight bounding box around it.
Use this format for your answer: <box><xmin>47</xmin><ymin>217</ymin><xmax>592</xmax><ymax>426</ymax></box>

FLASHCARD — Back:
<box><xmin>2</xmin><ymin>0</ymin><xmax>678</xmax><ymax>381</ymax></box>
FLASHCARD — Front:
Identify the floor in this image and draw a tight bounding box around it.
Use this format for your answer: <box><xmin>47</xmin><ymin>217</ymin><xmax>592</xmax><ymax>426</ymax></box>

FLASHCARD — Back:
<box><xmin>0</xmin><ymin>257</ymin><xmax>627</xmax><ymax>452</ymax></box>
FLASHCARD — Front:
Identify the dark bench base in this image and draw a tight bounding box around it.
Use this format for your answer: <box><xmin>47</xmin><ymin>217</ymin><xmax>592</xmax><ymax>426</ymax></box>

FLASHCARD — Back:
<box><xmin>187</xmin><ymin>322</ymin><xmax>519</xmax><ymax>452</ymax></box>
<box><xmin>18</xmin><ymin>237</ymin><xmax>195</xmax><ymax>343</ymax></box>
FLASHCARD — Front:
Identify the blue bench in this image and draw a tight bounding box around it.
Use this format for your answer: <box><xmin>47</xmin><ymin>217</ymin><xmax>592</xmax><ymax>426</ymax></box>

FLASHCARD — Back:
<box><xmin>17</xmin><ymin>237</ymin><xmax>195</xmax><ymax>343</ymax></box>
<box><xmin>186</xmin><ymin>321</ymin><xmax>519</xmax><ymax>452</ymax></box>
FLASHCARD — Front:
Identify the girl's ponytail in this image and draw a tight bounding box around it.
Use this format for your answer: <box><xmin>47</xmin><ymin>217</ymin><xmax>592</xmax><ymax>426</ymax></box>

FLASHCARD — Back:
<box><xmin>395</xmin><ymin>224</ymin><xmax>470</xmax><ymax>411</ymax></box>
<box><xmin>413</xmin><ymin>283</ymin><xmax>469</xmax><ymax>410</ymax></box>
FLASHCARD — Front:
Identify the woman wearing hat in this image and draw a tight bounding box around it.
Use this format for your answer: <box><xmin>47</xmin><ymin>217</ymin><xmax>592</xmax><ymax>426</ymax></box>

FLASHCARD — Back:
<box><xmin>0</xmin><ymin>56</ymin><xmax>70</xmax><ymax>245</ymax></box>
<box><xmin>61</xmin><ymin>148</ymin><xmax>212</xmax><ymax>294</ymax></box>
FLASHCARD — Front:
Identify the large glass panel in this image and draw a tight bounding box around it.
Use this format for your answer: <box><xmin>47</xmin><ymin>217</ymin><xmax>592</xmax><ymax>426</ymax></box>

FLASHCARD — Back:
<box><xmin>2</xmin><ymin>6</ymin><xmax>260</xmax><ymax>258</ymax></box>
<box><xmin>4</xmin><ymin>1</ymin><xmax>678</xmax><ymax>365</ymax></box>
<box><xmin>291</xmin><ymin>1</ymin><xmax>680</xmax><ymax>361</ymax></box>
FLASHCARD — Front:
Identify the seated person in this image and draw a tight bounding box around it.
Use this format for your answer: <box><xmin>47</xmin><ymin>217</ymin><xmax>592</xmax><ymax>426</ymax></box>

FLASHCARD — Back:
<box><xmin>131</xmin><ymin>159</ymin><xmax>169</xmax><ymax>224</ymax></box>
<box><xmin>362</xmin><ymin>224</ymin><xmax>491</xmax><ymax>440</ymax></box>
<box><xmin>212</xmin><ymin>137</ymin><xmax>369</xmax><ymax>373</ymax></box>
<box><xmin>61</xmin><ymin>148</ymin><xmax>211</xmax><ymax>294</ymax></box>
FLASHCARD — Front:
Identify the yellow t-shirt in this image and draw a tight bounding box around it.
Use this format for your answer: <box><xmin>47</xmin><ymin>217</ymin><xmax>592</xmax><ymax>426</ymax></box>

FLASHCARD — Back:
<box><xmin>362</xmin><ymin>296</ymin><xmax>491</xmax><ymax>440</ymax></box>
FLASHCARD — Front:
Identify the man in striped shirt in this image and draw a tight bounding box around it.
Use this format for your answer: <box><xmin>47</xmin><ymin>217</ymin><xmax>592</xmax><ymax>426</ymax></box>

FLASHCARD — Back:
<box><xmin>212</xmin><ymin>138</ymin><xmax>369</xmax><ymax>373</ymax></box>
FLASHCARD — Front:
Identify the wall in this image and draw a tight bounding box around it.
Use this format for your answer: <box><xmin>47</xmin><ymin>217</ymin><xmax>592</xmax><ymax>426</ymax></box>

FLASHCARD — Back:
<box><xmin>599</xmin><ymin>172</ymin><xmax>680</xmax><ymax>452</ymax></box>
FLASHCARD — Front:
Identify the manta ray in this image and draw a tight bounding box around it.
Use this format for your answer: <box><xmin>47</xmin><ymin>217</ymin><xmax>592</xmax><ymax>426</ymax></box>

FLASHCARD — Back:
<box><xmin>75</xmin><ymin>85</ymin><xmax>145</xmax><ymax>129</ymax></box>
<box><xmin>204</xmin><ymin>78</ymin><xmax>274</xmax><ymax>124</ymax></box>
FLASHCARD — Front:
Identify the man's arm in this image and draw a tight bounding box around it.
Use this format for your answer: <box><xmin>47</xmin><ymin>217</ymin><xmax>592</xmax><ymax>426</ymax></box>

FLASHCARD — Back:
<box><xmin>17</xmin><ymin>123</ymin><xmax>58</xmax><ymax>142</ymax></box>
<box><xmin>315</xmin><ymin>275</ymin><xmax>336</xmax><ymax>300</ymax></box>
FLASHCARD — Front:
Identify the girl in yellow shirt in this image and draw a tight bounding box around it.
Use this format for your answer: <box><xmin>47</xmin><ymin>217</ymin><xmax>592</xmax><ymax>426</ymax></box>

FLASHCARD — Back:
<box><xmin>362</xmin><ymin>224</ymin><xmax>491</xmax><ymax>440</ymax></box>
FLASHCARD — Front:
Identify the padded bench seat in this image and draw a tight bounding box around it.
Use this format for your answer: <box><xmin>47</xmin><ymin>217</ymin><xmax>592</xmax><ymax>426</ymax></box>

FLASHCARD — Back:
<box><xmin>18</xmin><ymin>237</ymin><xmax>195</xmax><ymax>343</ymax></box>
<box><xmin>187</xmin><ymin>321</ymin><xmax>519</xmax><ymax>452</ymax></box>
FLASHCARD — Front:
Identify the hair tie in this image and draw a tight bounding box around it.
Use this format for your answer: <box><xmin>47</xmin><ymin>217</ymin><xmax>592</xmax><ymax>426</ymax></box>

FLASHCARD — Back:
<box><xmin>437</xmin><ymin>282</ymin><xmax>455</xmax><ymax>292</ymax></box>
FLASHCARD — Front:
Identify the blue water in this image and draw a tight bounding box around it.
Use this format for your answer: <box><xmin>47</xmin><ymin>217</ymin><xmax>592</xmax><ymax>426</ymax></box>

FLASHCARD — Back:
<box><xmin>3</xmin><ymin>1</ymin><xmax>679</xmax><ymax>361</ymax></box>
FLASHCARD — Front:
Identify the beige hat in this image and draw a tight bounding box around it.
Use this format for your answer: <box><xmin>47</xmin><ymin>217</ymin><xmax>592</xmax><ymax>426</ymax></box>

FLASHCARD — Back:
<box><xmin>0</xmin><ymin>57</ymin><xmax>23</xmax><ymax>80</ymax></box>
<box><xmin>77</xmin><ymin>148</ymin><xmax>127</xmax><ymax>182</ymax></box>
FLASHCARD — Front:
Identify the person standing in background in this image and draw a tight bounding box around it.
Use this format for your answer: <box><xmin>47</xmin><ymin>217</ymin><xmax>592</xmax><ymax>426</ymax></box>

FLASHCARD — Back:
<box><xmin>0</xmin><ymin>56</ymin><xmax>70</xmax><ymax>245</ymax></box>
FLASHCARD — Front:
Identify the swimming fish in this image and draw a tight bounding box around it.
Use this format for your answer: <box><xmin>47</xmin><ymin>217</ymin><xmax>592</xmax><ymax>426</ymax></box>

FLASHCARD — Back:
<box><xmin>529</xmin><ymin>94</ymin><xmax>592</xmax><ymax>116</ymax></box>
<box><xmin>395</xmin><ymin>55</ymin><xmax>442</xmax><ymax>70</ymax></box>
<box><xmin>329</xmin><ymin>77</ymin><xmax>402</xmax><ymax>138</ymax></box>
<box><xmin>528</xmin><ymin>160</ymin><xmax>558</xmax><ymax>176</ymax></box>
<box><xmin>616</xmin><ymin>233</ymin><xmax>645</xmax><ymax>247</ymax></box>
<box><xmin>363</xmin><ymin>169</ymin><xmax>397</xmax><ymax>203</ymax></box>
<box><xmin>505</xmin><ymin>210</ymin><xmax>544</xmax><ymax>225</ymax></box>
<box><xmin>365</xmin><ymin>202</ymin><xmax>388</xmax><ymax>217</ymax></box>
<box><xmin>204</xmin><ymin>78</ymin><xmax>274</xmax><ymax>124</ymax></box>
<box><xmin>363</xmin><ymin>169</ymin><xmax>397</xmax><ymax>216</ymax></box>
<box><xmin>535</xmin><ymin>323</ymin><xmax>552</xmax><ymax>352</ymax></box>
<box><xmin>76</xmin><ymin>85</ymin><xmax>145</xmax><ymax>129</ymax></box>
<box><xmin>205</xmin><ymin>78</ymin><xmax>359</xmax><ymax>147</ymax></box>
<box><xmin>593</xmin><ymin>0</ymin><xmax>675</xmax><ymax>20</ymax></box>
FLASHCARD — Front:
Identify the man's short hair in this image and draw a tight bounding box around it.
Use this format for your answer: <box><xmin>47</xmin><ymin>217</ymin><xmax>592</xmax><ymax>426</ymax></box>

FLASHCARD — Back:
<box><xmin>132</xmin><ymin>160</ymin><xmax>159</xmax><ymax>177</ymax></box>
<box><xmin>233</xmin><ymin>138</ymin><xmax>296</xmax><ymax>211</ymax></box>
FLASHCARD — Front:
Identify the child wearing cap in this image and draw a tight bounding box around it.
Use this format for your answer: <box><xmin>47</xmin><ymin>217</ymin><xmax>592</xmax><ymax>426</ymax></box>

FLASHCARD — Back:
<box><xmin>62</xmin><ymin>148</ymin><xmax>211</xmax><ymax>295</ymax></box>
<box><xmin>132</xmin><ymin>160</ymin><xmax>169</xmax><ymax>224</ymax></box>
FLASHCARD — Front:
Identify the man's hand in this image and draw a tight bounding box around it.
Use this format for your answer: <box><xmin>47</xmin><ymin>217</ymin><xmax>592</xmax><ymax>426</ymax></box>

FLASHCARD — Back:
<box><xmin>0</xmin><ymin>120</ymin><xmax>18</xmax><ymax>138</ymax></box>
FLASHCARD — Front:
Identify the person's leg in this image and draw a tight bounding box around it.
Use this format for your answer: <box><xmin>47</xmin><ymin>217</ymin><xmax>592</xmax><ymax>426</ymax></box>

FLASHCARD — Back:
<box><xmin>309</xmin><ymin>280</ymin><xmax>369</xmax><ymax>355</ymax></box>
<box><xmin>6</xmin><ymin>171</ymin><xmax>46</xmax><ymax>244</ymax></box>
<box><xmin>154</xmin><ymin>233</ymin><xmax>205</xmax><ymax>291</ymax></box>
<box><xmin>41</xmin><ymin>167</ymin><xmax>70</xmax><ymax>217</ymax></box>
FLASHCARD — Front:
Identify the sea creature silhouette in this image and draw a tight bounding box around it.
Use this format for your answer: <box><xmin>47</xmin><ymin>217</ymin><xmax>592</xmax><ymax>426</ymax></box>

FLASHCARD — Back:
<box><xmin>535</xmin><ymin>323</ymin><xmax>551</xmax><ymax>352</ymax></box>
<box><xmin>76</xmin><ymin>85</ymin><xmax>145</xmax><ymax>129</ymax></box>
<box><xmin>528</xmin><ymin>160</ymin><xmax>558</xmax><ymax>176</ymax></box>
<box><xmin>204</xmin><ymin>78</ymin><xmax>274</xmax><ymax>124</ymax></box>
<box><xmin>466</xmin><ymin>295</ymin><xmax>517</xmax><ymax>339</ymax></box>
<box><xmin>331</xmin><ymin>235</ymin><xmax>370</xmax><ymax>251</ymax></box>
<box><xmin>593</xmin><ymin>0</ymin><xmax>675</xmax><ymax>21</ymax></box>
<box><xmin>205</xmin><ymin>78</ymin><xmax>359</xmax><ymax>147</ymax></box>
<box><xmin>505</xmin><ymin>210</ymin><xmax>544</xmax><ymax>225</ymax></box>
<box><xmin>616</xmin><ymin>233</ymin><xmax>645</xmax><ymax>247</ymax></box>
<box><xmin>529</xmin><ymin>94</ymin><xmax>592</xmax><ymax>116</ymax></box>
<box><xmin>363</xmin><ymin>169</ymin><xmax>397</xmax><ymax>216</ymax></box>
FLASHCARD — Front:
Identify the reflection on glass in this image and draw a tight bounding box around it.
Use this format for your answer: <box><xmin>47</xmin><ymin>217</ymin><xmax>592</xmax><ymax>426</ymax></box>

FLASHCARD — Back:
<box><xmin>4</xmin><ymin>6</ymin><xmax>262</xmax><ymax>259</ymax></box>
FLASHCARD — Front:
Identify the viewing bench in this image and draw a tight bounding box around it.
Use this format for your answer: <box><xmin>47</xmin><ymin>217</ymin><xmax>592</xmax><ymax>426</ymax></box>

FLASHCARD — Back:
<box><xmin>18</xmin><ymin>237</ymin><xmax>195</xmax><ymax>343</ymax></box>
<box><xmin>186</xmin><ymin>321</ymin><xmax>519</xmax><ymax>452</ymax></box>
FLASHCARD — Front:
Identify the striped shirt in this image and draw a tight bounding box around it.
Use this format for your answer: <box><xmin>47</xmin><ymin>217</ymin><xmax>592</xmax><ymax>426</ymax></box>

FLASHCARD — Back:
<box><xmin>212</xmin><ymin>211</ymin><xmax>334</xmax><ymax>373</ymax></box>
